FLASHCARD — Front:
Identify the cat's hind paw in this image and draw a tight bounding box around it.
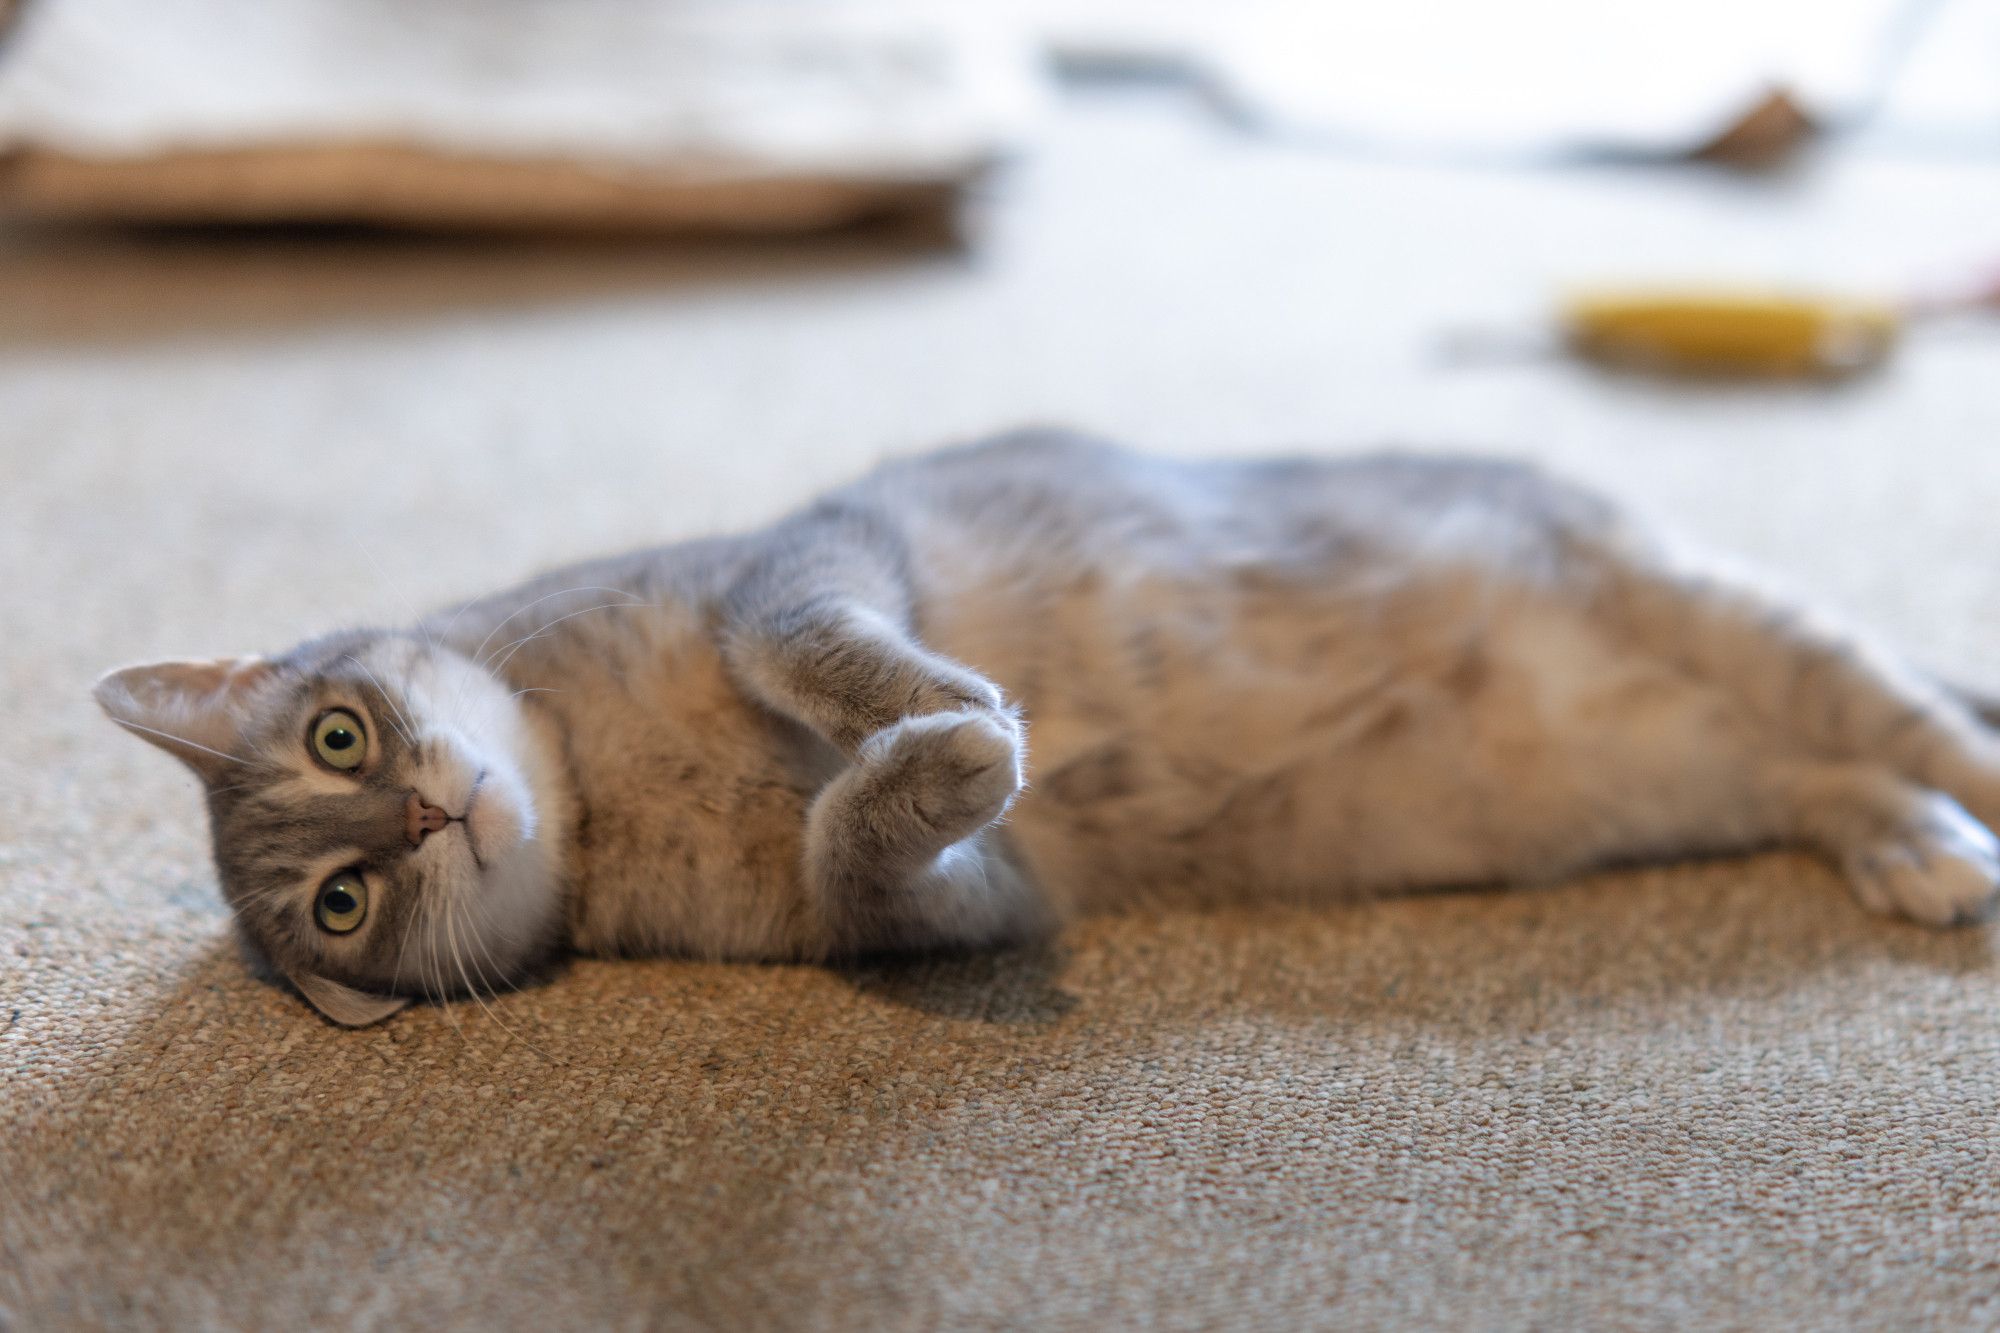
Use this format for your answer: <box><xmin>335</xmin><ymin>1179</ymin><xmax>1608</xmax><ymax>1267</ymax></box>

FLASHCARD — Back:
<box><xmin>1844</xmin><ymin>793</ymin><xmax>2000</xmax><ymax>927</ymax></box>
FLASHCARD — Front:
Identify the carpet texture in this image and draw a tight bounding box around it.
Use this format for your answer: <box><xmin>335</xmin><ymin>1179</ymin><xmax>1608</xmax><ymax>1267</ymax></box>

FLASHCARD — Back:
<box><xmin>7</xmin><ymin>95</ymin><xmax>2000</xmax><ymax>1329</ymax></box>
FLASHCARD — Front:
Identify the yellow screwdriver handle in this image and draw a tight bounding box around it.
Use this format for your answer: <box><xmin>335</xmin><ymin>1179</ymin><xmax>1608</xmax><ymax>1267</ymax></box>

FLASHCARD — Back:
<box><xmin>1561</xmin><ymin>290</ymin><xmax>1902</xmax><ymax>377</ymax></box>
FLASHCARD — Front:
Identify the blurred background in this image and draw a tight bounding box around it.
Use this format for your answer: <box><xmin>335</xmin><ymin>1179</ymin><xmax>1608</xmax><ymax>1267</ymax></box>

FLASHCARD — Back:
<box><xmin>4</xmin><ymin>0</ymin><xmax>2000</xmax><ymax>675</ymax></box>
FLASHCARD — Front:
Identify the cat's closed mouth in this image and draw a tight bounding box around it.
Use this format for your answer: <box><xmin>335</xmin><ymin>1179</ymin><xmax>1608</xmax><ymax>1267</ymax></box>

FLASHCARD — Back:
<box><xmin>446</xmin><ymin>770</ymin><xmax>486</xmax><ymax>866</ymax></box>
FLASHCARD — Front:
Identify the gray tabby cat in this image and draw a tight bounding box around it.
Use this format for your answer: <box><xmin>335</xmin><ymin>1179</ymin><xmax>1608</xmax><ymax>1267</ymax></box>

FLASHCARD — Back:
<box><xmin>96</xmin><ymin>430</ymin><xmax>2000</xmax><ymax>1026</ymax></box>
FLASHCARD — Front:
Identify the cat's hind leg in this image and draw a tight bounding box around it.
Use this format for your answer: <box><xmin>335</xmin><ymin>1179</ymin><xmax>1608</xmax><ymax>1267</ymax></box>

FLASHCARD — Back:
<box><xmin>1601</xmin><ymin>551</ymin><xmax>2000</xmax><ymax>840</ymax></box>
<box><xmin>1429</xmin><ymin>609</ymin><xmax>1999</xmax><ymax>926</ymax></box>
<box><xmin>1761</xmin><ymin>760</ymin><xmax>2000</xmax><ymax>925</ymax></box>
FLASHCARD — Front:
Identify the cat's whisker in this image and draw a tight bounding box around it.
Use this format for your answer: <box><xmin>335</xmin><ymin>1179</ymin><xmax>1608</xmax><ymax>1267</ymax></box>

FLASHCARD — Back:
<box><xmin>451</xmin><ymin>888</ymin><xmax>565</xmax><ymax>1065</ymax></box>
<box><xmin>405</xmin><ymin>885</ymin><xmax>467</xmax><ymax>1045</ymax></box>
<box><xmin>465</xmin><ymin>586</ymin><xmax>644</xmax><ymax>671</ymax></box>
<box><xmin>361</xmin><ymin>542</ymin><xmax>439</xmax><ymax>655</ymax></box>
<box><xmin>434</xmin><ymin>600</ymin><xmax>644</xmax><ymax>757</ymax></box>
<box><xmin>238</xmin><ymin>882</ymin><xmax>297</xmax><ymax>911</ymax></box>
<box><xmin>343</xmin><ymin>655</ymin><xmax>419</xmax><ymax>747</ymax></box>
<box><xmin>107</xmin><ymin>719</ymin><xmax>272</xmax><ymax>771</ymax></box>
<box><xmin>430</xmin><ymin>596</ymin><xmax>476</xmax><ymax>657</ymax></box>
<box><xmin>444</xmin><ymin>684</ymin><xmax>556</xmax><ymax>736</ymax></box>
<box><xmin>462</xmin><ymin>935</ymin><xmax>527</xmax><ymax>1006</ymax></box>
<box><xmin>442</xmin><ymin>889</ymin><xmax>542</xmax><ymax>1062</ymax></box>
<box><xmin>467</xmin><ymin>927</ymin><xmax>571</xmax><ymax>1065</ymax></box>
<box><xmin>440</xmin><ymin>896</ymin><xmax>484</xmax><ymax>1042</ymax></box>
<box><xmin>485</xmin><ymin>601</ymin><xmax>649</xmax><ymax>678</ymax></box>
<box><xmin>484</xmin><ymin>605</ymin><xmax>645</xmax><ymax>679</ymax></box>
<box><xmin>428</xmin><ymin>922</ymin><xmax>472</xmax><ymax>1050</ymax></box>
<box><xmin>431</xmin><ymin>590</ymin><xmax>626</xmax><ymax>734</ymax></box>
<box><xmin>453</xmin><ymin>884</ymin><xmax>535</xmax><ymax>1004</ymax></box>
<box><xmin>393</xmin><ymin>874</ymin><xmax>432</xmax><ymax>1010</ymax></box>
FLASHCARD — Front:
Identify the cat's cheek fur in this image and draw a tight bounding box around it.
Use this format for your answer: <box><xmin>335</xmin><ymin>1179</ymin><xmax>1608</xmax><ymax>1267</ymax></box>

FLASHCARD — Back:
<box><xmin>463</xmin><ymin>768</ymin><xmax>566</xmax><ymax>961</ymax></box>
<box><xmin>388</xmin><ymin>642</ymin><xmax>576</xmax><ymax>984</ymax></box>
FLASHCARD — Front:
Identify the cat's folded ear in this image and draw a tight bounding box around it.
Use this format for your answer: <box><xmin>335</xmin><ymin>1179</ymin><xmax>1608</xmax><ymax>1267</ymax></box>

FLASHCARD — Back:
<box><xmin>290</xmin><ymin>972</ymin><xmax>412</xmax><ymax>1028</ymax></box>
<box><xmin>92</xmin><ymin>656</ymin><xmax>274</xmax><ymax>784</ymax></box>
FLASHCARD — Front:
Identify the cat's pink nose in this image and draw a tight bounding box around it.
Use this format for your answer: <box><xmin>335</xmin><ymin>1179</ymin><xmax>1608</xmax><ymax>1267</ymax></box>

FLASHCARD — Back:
<box><xmin>405</xmin><ymin>792</ymin><xmax>449</xmax><ymax>846</ymax></box>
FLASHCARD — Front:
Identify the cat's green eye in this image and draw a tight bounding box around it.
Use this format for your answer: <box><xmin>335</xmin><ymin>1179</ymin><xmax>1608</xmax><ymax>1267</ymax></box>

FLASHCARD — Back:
<box><xmin>315</xmin><ymin>872</ymin><xmax>367</xmax><ymax>934</ymax></box>
<box><xmin>311</xmin><ymin>709</ymin><xmax>367</xmax><ymax>771</ymax></box>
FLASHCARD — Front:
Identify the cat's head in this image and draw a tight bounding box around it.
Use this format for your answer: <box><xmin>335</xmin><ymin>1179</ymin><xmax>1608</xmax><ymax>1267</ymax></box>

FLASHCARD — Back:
<box><xmin>93</xmin><ymin>631</ymin><xmax>571</xmax><ymax>1027</ymax></box>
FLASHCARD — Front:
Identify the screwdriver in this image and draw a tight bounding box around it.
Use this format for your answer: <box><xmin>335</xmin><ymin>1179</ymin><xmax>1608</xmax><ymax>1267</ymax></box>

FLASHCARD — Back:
<box><xmin>1442</xmin><ymin>270</ymin><xmax>2000</xmax><ymax>379</ymax></box>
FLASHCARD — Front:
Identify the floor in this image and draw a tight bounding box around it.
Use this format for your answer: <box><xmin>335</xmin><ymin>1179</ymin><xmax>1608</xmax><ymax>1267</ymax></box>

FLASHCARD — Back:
<box><xmin>7</xmin><ymin>91</ymin><xmax>2000</xmax><ymax>1328</ymax></box>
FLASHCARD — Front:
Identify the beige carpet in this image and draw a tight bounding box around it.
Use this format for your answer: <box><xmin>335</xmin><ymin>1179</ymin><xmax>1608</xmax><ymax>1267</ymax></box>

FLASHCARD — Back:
<box><xmin>8</xmin><ymin>94</ymin><xmax>2000</xmax><ymax>1329</ymax></box>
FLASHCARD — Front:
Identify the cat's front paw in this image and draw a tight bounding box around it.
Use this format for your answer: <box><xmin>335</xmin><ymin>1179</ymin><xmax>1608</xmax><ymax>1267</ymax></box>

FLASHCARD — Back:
<box><xmin>860</xmin><ymin>709</ymin><xmax>1024</xmax><ymax>842</ymax></box>
<box><xmin>1845</xmin><ymin>793</ymin><xmax>2000</xmax><ymax>926</ymax></box>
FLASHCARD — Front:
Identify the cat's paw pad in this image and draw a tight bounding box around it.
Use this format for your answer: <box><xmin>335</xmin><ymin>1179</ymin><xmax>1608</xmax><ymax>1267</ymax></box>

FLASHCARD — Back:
<box><xmin>863</xmin><ymin>710</ymin><xmax>1023</xmax><ymax>836</ymax></box>
<box><xmin>1846</xmin><ymin>795</ymin><xmax>2000</xmax><ymax>927</ymax></box>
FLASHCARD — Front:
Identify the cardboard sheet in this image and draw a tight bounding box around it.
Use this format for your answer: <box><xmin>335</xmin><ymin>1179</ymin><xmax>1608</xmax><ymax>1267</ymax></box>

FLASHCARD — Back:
<box><xmin>0</xmin><ymin>0</ymin><xmax>1043</xmax><ymax>231</ymax></box>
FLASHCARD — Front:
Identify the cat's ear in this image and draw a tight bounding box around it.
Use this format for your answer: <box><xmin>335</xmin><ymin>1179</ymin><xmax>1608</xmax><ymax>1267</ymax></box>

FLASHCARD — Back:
<box><xmin>290</xmin><ymin>972</ymin><xmax>411</xmax><ymax>1028</ymax></box>
<box><xmin>92</xmin><ymin>656</ymin><xmax>274</xmax><ymax>784</ymax></box>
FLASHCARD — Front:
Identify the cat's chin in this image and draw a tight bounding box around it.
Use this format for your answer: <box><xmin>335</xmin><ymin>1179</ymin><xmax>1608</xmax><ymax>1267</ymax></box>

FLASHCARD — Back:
<box><xmin>459</xmin><ymin>759</ymin><xmax>565</xmax><ymax>957</ymax></box>
<box><xmin>465</xmin><ymin>773</ymin><xmax>529</xmax><ymax>863</ymax></box>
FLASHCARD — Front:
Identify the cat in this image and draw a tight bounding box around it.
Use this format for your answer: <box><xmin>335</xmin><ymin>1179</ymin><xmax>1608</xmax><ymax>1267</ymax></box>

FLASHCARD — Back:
<box><xmin>95</xmin><ymin>428</ymin><xmax>2000</xmax><ymax>1027</ymax></box>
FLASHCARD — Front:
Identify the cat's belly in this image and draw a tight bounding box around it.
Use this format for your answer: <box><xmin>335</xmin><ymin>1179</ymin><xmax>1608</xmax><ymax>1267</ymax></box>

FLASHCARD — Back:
<box><xmin>551</xmin><ymin>654</ymin><xmax>834</xmax><ymax>961</ymax></box>
<box><xmin>995</xmin><ymin>599</ymin><xmax>1766</xmax><ymax>913</ymax></box>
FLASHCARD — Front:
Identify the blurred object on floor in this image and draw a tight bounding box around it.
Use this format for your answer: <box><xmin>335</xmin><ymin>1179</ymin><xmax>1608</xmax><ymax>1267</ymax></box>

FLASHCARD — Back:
<box><xmin>1025</xmin><ymin>0</ymin><xmax>1996</xmax><ymax>165</ymax></box>
<box><xmin>1442</xmin><ymin>269</ymin><xmax>2000</xmax><ymax>379</ymax></box>
<box><xmin>0</xmin><ymin>0</ymin><xmax>1043</xmax><ymax>232</ymax></box>
<box><xmin>1687</xmin><ymin>89</ymin><xmax>1820</xmax><ymax>169</ymax></box>
<box><xmin>1559</xmin><ymin>289</ymin><xmax>1902</xmax><ymax>377</ymax></box>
